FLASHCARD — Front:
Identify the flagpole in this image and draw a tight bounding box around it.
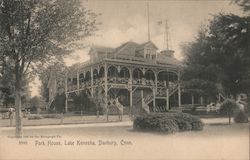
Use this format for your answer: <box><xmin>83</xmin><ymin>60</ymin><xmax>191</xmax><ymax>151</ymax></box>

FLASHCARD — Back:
<box><xmin>147</xmin><ymin>1</ymin><xmax>150</xmax><ymax>41</ymax></box>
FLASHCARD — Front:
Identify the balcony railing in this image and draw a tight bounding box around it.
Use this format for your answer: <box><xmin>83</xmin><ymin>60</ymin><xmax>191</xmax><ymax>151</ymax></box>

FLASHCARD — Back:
<box><xmin>67</xmin><ymin>77</ymin><xmax>177</xmax><ymax>92</ymax></box>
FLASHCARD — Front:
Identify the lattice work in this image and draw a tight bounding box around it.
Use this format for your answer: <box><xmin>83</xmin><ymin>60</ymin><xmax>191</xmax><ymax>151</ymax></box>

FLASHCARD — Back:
<box><xmin>107</xmin><ymin>98</ymin><xmax>124</xmax><ymax>115</ymax></box>
<box><xmin>107</xmin><ymin>106</ymin><xmax>120</xmax><ymax>115</ymax></box>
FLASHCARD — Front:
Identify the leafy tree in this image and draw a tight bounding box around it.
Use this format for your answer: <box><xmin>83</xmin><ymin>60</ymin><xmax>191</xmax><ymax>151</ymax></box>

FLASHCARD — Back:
<box><xmin>182</xmin><ymin>11</ymin><xmax>249</xmax><ymax>99</ymax></box>
<box><xmin>39</xmin><ymin>62</ymin><xmax>67</xmax><ymax>102</ymax></box>
<box><xmin>208</xmin><ymin>13</ymin><xmax>249</xmax><ymax>96</ymax></box>
<box><xmin>0</xmin><ymin>58</ymin><xmax>31</xmax><ymax>108</ymax></box>
<box><xmin>181</xmin><ymin>27</ymin><xmax>220</xmax><ymax>100</ymax></box>
<box><xmin>233</xmin><ymin>0</ymin><xmax>250</xmax><ymax>13</ymax></box>
<box><xmin>28</xmin><ymin>96</ymin><xmax>40</xmax><ymax>107</ymax></box>
<box><xmin>220</xmin><ymin>99</ymin><xmax>237</xmax><ymax>124</ymax></box>
<box><xmin>0</xmin><ymin>0</ymin><xmax>99</xmax><ymax>136</ymax></box>
<box><xmin>54</xmin><ymin>93</ymin><xmax>66</xmax><ymax>113</ymax></box>
<box><xmin>0</xmin><ymin>57</ymin><xmax>15</xmax><ymax>107</ymax></box>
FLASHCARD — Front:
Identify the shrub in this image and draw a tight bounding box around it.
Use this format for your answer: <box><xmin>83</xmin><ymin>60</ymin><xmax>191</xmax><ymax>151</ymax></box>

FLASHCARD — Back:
<box><xmin>133</xmin><ymin>112</ymin><xmax>204</xmax><ymax>134</ymax></box>
<box><xmin>220</xmin><ymin>99</ymin><xmax>238</xmax><ymax>124</ymax></box>
<box><xmin>234</xmin><ymin>111</ymin><xmax>249</xmax><ymax>123</ymax></box>
<box><xmin>133</xmin><ymin>114</ymin><xmax>179</xmax><ymax>133</ymax></box>
<box><xmin>171</xmin><ymin>112</ymin><xmax>204</xmax><ymax>131</ymax></box>
<box><xmin>28</xmin><ymin>114</ymin><xmax>43</xmax><ymax>120</ymax></box>
<box><xmin>42</xmin><ymin>114</ymin><xmax>61</xmax><ymax>119</ymax></box>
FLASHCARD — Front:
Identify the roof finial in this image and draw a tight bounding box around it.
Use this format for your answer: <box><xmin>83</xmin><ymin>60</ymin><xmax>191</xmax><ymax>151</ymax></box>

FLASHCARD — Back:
<box><xmin>147</xmin><ymin>1</ymin><xmax>150</xmax><ymax>41</ymax></box>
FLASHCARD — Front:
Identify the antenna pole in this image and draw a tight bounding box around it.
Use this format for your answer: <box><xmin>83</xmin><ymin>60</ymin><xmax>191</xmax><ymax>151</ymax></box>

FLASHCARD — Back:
<box><xmin>165</xmin><ymin>20</ymin><xmax>169</xmax><ymax>50</ymax></box>
<box><xmin>147</xmin><ymin>2</ymin><xmax>150</xmax><ymax>41</ymax></box>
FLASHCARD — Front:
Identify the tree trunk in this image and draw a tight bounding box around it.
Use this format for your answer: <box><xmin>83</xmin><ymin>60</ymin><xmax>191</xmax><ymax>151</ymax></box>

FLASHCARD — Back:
<box><xmin>15</xmin><ymin>79</ymin><xmax>23</xmax><ymax>137</ymax></box>
<box><xmin>228</xmin><ymin>113</ymin><xmax>231</xmax><ymax>125</ymax></box>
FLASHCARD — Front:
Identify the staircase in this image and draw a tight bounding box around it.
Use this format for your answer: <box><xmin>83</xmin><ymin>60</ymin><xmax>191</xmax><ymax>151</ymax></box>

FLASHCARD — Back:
<box><xmin>168</xmin><ymin>83</ymin><xmax>178</xmax><ymax>96</ymax></box>
<box><xmin>133</xmin><ymin>91</ymin><xmax>153</xmax><ymax>114</ymax></box>
<box><xmin>107</xmin><ymin>98</ymin><xmax>124</xmax><ymax>115</ymax></box>
<box><xmin>143</xmin><ymin>93</ymin><xmax>154</xmax><ymax>105</ymax></box>
<box><xmin>86</xmin><ymin>92</ymin><xmax>107</xmax><ymax>112</ymax></box>
<box><xmin>217</xmin><ymin>92</ymin><xmax>226</xmax><ymax>102</ymax></box>
<box><xmin>86</xmin><ymin>91</ymin><xmax>125</xmax><ymax>115</ymax></box>
<box><xmin>141</xmin><ymin>100</ymin><xmax>150</xmax><ymax>114</ymax></box>
<box><xmin>47</xmin><ymin>97</ymin><xmax>55</xmax><ymax>110</ymax></box>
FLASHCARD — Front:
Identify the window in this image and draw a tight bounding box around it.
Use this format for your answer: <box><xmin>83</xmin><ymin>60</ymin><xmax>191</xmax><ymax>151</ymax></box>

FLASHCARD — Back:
<box><xmin>152</xmin><ymin>55</ymin><xmax>156</xmax><ymax>60</ymax></box>
<box><xmin>146</xmin><ymin>54</ymin><xmax>150</xmax><ymax>59</ymax></box>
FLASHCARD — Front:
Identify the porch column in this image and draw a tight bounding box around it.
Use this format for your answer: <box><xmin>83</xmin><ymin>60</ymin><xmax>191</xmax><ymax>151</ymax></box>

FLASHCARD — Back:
<box><xmin>129</xmin><ymin>68</ymin><xmax>133</xmax><ymax>115</ymax></box>
<box><xmin>77</xmin><ymin>71</ymin><xmax>79</xmax><ymax>92</ymax></box>
<box><xmin>200</xmin><ymin>96</ymin><xmax>204</xmax><ymax>106</ymax></box>
<box><xmin>91</xmin><ymin>67</ymin><xmax>94</xmax><ymax>97</ymax></box>
<box><xmin>64</xmin><ymin>75</ymin><xmax>68</xmax><ymax>112</ymax></box>
<box><xmin>141</xmin><ymin>89</ymin><xmax>144</xmax><ymax>112</ymax></box>
<box><xmin>166</xmin><ymin>88</ymin><xmax>169</xmax><ymax>110</ymax></box>
<box><xmin>153</xmin><ymin>87</ymin><xmax>156</xmax><ymax>108</ymax></box>
<box><xmin>65</xmin><ymin>93</ymin><xmax>68</xmax><ymax>113</ymax></box>
<box><xmin>191</xmin><ymin>95</ymin><xmax>194</xmax><ymax>107</ymax></box>
<box><xmin>178</xmin><ymin>71</ymin><xmax>181</xmax><ymax>108</ymax></box>
<box><xmin>104</xmin><ymin>63</ymin><xmax>108</xmax><ymax>121</ymax></box>
<box><xmin>154</xmin><ymin>72</ymin><xmax>158</xmax><ymax>111</ymax></box>
<box><xmin>129</xmin><ymin>87</ymin><xmax>133</xmax><ymax>116</ymax></box>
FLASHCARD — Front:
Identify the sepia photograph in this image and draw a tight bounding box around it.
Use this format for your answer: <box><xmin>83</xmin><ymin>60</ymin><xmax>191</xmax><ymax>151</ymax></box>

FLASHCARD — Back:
<box><xmin>0</xmin><ymin>0</ymin><xmax>249</xmax><ymax>159</ymax></box>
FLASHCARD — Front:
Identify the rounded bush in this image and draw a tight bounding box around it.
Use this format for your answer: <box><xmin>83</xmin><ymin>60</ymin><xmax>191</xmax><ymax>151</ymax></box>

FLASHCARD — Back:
<box><xmin>171</xmin><ymin>112</ymin><xmax>204</xmax><ymax>131</ymax></box>
<box><xmin>133</xmin><ymin>112</ymin><xmax>204</xmax><ymax>134</ymax></box>
<box><xmin>234</xmin><ymin>111</ymin><xmax>249</xmax><ymax>123</ymax></box>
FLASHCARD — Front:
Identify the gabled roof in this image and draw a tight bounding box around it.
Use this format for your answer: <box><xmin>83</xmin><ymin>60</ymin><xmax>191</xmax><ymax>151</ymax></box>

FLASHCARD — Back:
<box><xmin>88</xmin><ymin>45</ymin><xmax>114</xmax><ymax>55</ymax></box>
<box><xmin>136</xmin><ymin>41</ymin><xmax>158</xmax><ymax>51</ymax></box>
<box><xmin>115</xmin><ymin>41</ymin><xmax>139</xmax><ymax>52</ymax></box>
<box><xmin>88</xmin><ymin>41</ymin><xmax>159</xmax><ymax>55</ymax></box>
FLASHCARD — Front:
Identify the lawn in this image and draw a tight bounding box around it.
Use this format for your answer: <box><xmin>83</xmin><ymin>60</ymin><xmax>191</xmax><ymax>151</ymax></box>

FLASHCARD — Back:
<box><xmin>0</xmin><ymin>115</ymin><xmax>131</xmax><ymax>127</ymax></box>
<box><xmin>0</xmin><ymin>118</ymin><xmax>249</xmax><ymax>160</ymax></box>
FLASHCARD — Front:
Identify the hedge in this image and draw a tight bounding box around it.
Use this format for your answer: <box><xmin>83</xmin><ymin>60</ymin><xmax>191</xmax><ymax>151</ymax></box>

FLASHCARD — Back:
<box><xmin>28</xmin><ymin>114</ymin><xmax>43</xmax><ymax>120</ymax></box>
<box><xmin>133</xmin><ymin>112</ymin><xmax>204</xmax><ymax>134</ymax></box>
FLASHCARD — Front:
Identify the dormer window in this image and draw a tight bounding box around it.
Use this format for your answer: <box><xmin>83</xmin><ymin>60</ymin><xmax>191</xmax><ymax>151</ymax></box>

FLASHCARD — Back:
<box><xmin>145</xmin><ymin>47</ymin><xmax>156</xmax><ymax>60</ymax></box>
<box><xmin>152</xmin><ymin>55</ymin><xmax>156</xmax><ymax>60</ymax></box>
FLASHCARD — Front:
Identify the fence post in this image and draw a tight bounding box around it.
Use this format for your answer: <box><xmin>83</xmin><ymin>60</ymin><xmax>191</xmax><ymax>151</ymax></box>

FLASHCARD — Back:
<box><xmin>81</xmin><ymin>110</ymin><xmax>83</xmax><ymax>121</ymax></box>
<box><xmin>10</xmin><ymin>115</ymin><xmax>13</xmax><ymax>126</ymax></box>
<box><xmin>60</xmin><ymin>113</ymin><xmax>64</xmax><ymax>125</ymax></box>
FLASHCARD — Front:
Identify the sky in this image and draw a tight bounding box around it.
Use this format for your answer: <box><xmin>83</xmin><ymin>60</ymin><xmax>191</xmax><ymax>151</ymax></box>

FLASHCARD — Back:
<box><xmin>30</xmin><ymin>0</ymin><xmax>243</xmax><ymax>96</ymax></box>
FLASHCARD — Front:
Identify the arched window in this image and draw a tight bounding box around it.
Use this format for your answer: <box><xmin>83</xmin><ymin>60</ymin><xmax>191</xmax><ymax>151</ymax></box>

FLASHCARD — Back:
<box><xmin>79</xmin><ymin>73</ymin><xmax>84</xmax><ymax>83</ymax></box>
<box><xmin>93</xmin><ymin>69</ymin><xmax>98</xmax><ymax>80</ymax></box>
<box><xmin>119</xmin><ymin>67</ymin><xmax>130</xmax><ymax>78</ymax></box>
<box><xmin>108</xmin><ymin>66</ymin><xmax>118</xmax><ymax>78</ymax></box>
<box><xmin>145</xmin><ymin>70</ymin><xmax>155</xmax><ymax>80</ymax></box>
<box><xmin>99</xmin><ymin>67</ymin><xmax>104</xmax><ymax>78</ymax></box>
<box><xmin>133</xmin><ymin>68</ymin><xmax>143</xmax><ymax>79</ymax></box>
<box><xmin>85</xmin><ymin>71</ymin><xmax>91</xmax><ymax>81</ymax></box>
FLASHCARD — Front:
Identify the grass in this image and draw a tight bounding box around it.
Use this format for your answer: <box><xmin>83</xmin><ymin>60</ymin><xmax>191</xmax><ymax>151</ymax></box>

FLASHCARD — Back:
<box><xmin>0</xmin><ymin>120</ymin><xmax>248</xmax><ymax>160</ymax></box>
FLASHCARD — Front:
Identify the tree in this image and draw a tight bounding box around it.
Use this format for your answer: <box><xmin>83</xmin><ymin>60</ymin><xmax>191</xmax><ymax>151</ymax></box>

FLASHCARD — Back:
<box><xmin>233</xmin><ymin>0</ymin><xmax>250</xmax><ymax>13</ymax></box>
<box><xmin>0</xmin><ymin>57</ymin><xmax>15</xmax><ymax>107</ymax></box>
<box><xmin>0</xmin><ymin>58</ymin><xmax>31</xmax><ymax>108</ymax></box>
<box><xmin>39</xmin><ymin>62</ymin><xmax>67</xmax><ymax>102</ymax></box>
<box><xmin>181</xmin><ymin>27</ymin><xmax>220</xmax><ymax>101</ymax></box>
<box><xmin>208</xmin><ymin>13</ymin><xmax>249</xmax><ymax>96</ymax></box>
<box><xmin>220</xmin><ymin>99</ymin><xmax>237</xmax><ymax>124</ymax></box>
<box><xmin>181</xmin><ymin>11</ymin><xmax>250</xmax><ymax>99</ymax></box>
<box><xmin>0</xmin><ymin>0</ymin><xmax>99</xmax><ymax>136</ymax></box>
<box><xmin>28</xmin><ymin>96</ymin><xmax>40</xmax><ymax>107</ymax></box>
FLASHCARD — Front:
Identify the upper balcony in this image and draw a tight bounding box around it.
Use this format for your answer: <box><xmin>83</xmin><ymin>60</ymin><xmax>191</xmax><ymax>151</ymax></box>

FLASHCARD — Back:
<box><xmin>66</xmin><ymin>66</ymin><xmax>178</xmax><ymax>93</ymax></box>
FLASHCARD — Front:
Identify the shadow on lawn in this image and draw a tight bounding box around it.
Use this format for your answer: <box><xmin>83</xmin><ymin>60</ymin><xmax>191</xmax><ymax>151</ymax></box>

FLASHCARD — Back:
<box><xmin>208</xmin><ymin>123</ymin><xmax>231</xmax><ymax>126</ymax></box>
